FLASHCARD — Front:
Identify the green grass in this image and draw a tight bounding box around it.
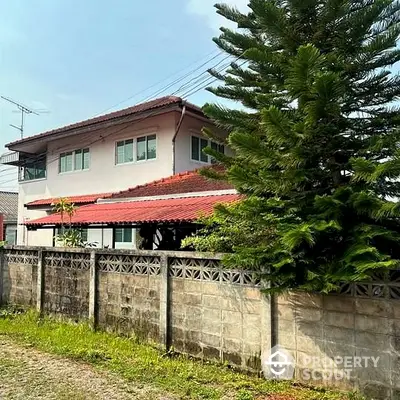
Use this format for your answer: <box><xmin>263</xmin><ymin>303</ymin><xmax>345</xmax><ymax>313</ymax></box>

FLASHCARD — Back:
<box><xmin>0</xmin><ymin>309</ymin><xmax>364</xmax><ymax>400</ymax></box>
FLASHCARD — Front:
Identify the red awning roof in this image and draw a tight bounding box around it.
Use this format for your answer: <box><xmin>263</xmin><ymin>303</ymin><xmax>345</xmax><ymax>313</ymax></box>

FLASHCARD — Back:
<box><xmin>26</xmin><ymin>193</ymin><xmax>113</xmax><ymax>208</ymax></box>
<box><xmin>25</xmin><ymin>194</ymin><xmax>240</xmax><ymax>227</ymax></box>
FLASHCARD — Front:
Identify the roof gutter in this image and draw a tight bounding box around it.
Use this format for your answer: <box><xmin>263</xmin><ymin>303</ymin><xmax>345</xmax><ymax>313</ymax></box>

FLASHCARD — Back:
<box><xmin>172</xmin><ymin>101</ymin><xmax>187</xmax><ymax>175</ymax></box>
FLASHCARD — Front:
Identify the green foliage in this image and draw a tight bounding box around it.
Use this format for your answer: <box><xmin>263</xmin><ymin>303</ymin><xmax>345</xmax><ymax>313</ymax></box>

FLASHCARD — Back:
<box><xmin>54</xmin><ymin>229</ymin><xmax>98</xmax><ymax>248</ymax></box>
<box><xmin>189</xmin><ymin>0</ymin><xmax>400</xmax><ymax>293</ymax></box>
<box><xmin>0</xmin><ymin>310</ymin><xmax>362</xmax><ymax>400</ymax></box>
<box><xmin>0</xmin><ymin>241</ymin><xmax>6</xmax><ymax>248</ymax></box>
<box><xmin>52</xmin><ymin>198</ymin><xmax>76</xmax><ymax>229</ymax></box>
<box><xmin>52</xmin><ymin>198</ymin><xmax>97</xmax><ymax>248</ymax></box>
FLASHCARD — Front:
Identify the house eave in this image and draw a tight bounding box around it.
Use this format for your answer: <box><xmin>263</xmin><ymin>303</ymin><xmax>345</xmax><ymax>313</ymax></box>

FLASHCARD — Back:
<box><xmin>6</xmin><ymin>102</ymin><xmax>205</xmax><ymax>153</ymax></box>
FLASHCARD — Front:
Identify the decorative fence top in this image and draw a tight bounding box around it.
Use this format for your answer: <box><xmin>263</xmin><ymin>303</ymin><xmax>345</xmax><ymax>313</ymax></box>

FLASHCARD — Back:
<box><xmin>338</xmin><ymin>269</ymin><xmax>400</xmax><ymax>300</ymax></box>
<box><xmin>2</xmin><ymin>246</ymin><xmax>260</xmax><ymax>288</ymax></box>
<box><xmin>2</xmin><ymin>246</ymin><xmax>400</xmax><ymax>297</ymax></box>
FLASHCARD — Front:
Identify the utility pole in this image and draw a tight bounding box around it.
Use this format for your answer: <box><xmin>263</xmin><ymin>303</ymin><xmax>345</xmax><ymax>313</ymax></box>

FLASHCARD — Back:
<box><xmin>1</xmin><ymin>96</ymin><xmax>40</xmax><ymax>139</ymax></box>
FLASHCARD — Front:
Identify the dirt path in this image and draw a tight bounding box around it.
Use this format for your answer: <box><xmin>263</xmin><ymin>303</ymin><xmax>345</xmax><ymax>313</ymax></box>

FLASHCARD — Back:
<box><xmin>0</xmin><ymin>338</ymin><xmax>174</xmax><ymax>400</ymax></box>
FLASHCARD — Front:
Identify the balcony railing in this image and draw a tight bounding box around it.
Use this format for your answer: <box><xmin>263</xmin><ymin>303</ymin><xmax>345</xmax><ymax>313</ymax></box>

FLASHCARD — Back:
<box><xmin>0</xmin><ymin>151</ymin><xmax>19</xmax><ymax>166</ymax></box>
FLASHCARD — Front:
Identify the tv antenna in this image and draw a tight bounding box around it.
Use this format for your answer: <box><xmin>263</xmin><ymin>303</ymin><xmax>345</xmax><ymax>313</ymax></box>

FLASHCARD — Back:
<box><xmin>1</xmin><ymin>96</ymin><xmax>49</xmax><ymax>139</ymax></box>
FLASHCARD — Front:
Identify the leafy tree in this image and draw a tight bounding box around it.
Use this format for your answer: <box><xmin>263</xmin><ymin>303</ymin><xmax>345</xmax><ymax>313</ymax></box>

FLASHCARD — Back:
<box><xmin>53</xmin><ymin>198</ymin><xmax>77</xmax><ymax>247</ymax></box>
<box><xmin>52</xmin><ymin>198</ymin><xmax>97</xmax><ymax>248</ymax></box>
<box><xmin>52</xmin><ymin>198</ymin><xmax>73</xmax><ymax>233</ymax></box>
<box><xmin>187</xmin><ymin>0</ymin><xmax>400</xmax><ymax>293</ymax></box>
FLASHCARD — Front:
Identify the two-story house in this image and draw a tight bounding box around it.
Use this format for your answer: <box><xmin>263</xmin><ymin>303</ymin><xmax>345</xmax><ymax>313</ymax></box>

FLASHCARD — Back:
<box><xmin>1</xmin><ymin>96</ymin><xmax>231</xmax><ymax>248</ymax></box>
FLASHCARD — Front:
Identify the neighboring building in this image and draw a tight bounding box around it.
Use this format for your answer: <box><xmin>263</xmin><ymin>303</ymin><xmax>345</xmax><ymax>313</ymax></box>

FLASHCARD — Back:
<box><xmin>24</xmin><ymin>169</ymin><xmax>238</xmax><ymax>250</ymax></box>
<box><xmin>0</xmin><ymin>191</ymin><xmax>18</xmax><ymax>244</ymax></box>
<box><xmin>1</xmin><ymin>96</ymin><xmax>229</xmax><ymax>247</ymax></box>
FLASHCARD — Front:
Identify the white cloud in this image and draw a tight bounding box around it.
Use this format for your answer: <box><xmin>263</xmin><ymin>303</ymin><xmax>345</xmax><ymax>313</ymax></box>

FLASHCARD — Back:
<box><xmin>186</xmin><ymin>0</ymin><xmax>249</xmax><ymax>31</ymax></box>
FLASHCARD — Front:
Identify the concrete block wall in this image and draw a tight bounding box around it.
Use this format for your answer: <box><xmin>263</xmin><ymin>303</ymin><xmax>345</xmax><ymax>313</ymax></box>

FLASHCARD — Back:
<box><xmin>43</xmin><ymin>251</ymin><xmax>90</xmax><ymax>318</ymax></box>
<box><xmin>0</xmin><ymin>250</ymin><xmax>38</xmax><ymax>306</ymax></box>
<box><xmin>170</xmin><ymin>278</ymin><xmax>270</xmax><ymax>369</ymax></box>
<box><xmin>1</xmin><ymin>246</ymin><xmax>400</xmax><ymax>399</ymax></box>
<box><xmin>1</xmin><ymin>262</ymin><xmax>37</xmax><ymax>306</ymax></box>
<box><xmin>97</xmin><ymin>272</ymin><xmax>161</xmax><ymax>341</ymax></box>
<box><xmin>276</xmin><ymin>293</ymin><xmax>400</xmax><ymax>399</ymax></box>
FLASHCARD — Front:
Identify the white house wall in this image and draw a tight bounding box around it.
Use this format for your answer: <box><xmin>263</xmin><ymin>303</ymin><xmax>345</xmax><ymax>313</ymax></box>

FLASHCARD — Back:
<box><xmin>174</xmin><ymin>113</ymin><xmax>230</xmax><ymax>173</ymax></box>
<box><xmin>17</xmin><ymin>111</ymin><xmax>227</xmax><ymax>246</ymax></box>
<box><xmin>18</xmin><ymin>113</ymin><xmax>175</xmax><ymax>245</ymax></box>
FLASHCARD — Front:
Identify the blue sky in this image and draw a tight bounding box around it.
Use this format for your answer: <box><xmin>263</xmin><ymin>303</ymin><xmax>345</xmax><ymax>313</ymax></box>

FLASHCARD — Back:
<box><xmin>0</xmin><ymin>0</ymin><xmax>247</xmax><ymax>190</ymax></box>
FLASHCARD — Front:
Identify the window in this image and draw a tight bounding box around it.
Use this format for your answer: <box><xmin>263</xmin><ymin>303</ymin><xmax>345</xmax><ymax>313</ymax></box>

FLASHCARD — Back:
<box><xmin>137</xmin><ymin>134</ymin><xmax>156</xmax><ymax>161</ymax></box>
<box><xmin>210</xmin><ymin>142</ymin><xmax>225</xmax><ymax>164</ymax></box>
<box><xmin>191</xmin><ymin>135</ymin><xmax>224</xmax><ymax>164</ymax></box>
<box><xmin>20</xmin><ymin>157</ymin><xmax>47</xmax><ymax>181</ymax></box>
<box><xmin>116</xmin><ymin>136</ymin><xmax>156</xmax><ymax>164</ymax></box>
<box><xmin>59</xmin><ymin>148</ymin><xmax>89</xmax><ymax>173</ymax></box>
<box><xmin>80</xmin><ymin>228</ymin><xmax>88</xmax><ymax>242</ymax></box>
<box><xmin>116</xmin><ymin>139</ymin><xmax>134</xmax><ymax>164</ymax></box>
<box><xmin>74</xmin><ymin>149</ymin><xmax>90</xmax><ymax>171</ymax></box>
<box><xmin>114</xmin><ymin>227</ymin><xmax>132</xmax><ymax>243</ymax></box>
<box><xmin>59</xmin><ymin>152</ymin><xmax>73</xmax><ymax>173</ymax></box>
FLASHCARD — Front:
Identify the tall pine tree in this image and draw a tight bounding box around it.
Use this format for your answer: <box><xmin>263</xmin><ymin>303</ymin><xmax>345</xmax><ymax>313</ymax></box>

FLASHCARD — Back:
<box><xmin>188</xmin><ymin>0</ymin><xmax>400</xmax><ymax>293</ymax></box>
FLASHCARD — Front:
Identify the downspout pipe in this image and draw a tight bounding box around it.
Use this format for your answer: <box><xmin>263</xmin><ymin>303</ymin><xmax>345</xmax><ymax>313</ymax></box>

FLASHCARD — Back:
<box><xmin>172</xmin><ymin>101</ymin><xmax>187</xmax><ymax>175</ymax></box>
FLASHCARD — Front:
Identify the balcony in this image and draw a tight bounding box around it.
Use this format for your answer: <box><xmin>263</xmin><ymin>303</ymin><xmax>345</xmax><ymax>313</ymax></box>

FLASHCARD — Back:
<box><xmin>0</xmin><ymin>151</ymin><xmax>20</xmax><ymax>166</ymax></box>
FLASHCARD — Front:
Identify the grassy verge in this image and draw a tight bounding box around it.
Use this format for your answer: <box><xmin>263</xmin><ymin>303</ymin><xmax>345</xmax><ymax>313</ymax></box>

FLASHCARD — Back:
<box><xmin>0</xmin><ymin>309</ymin><xmax>364</xmax><ymax>400</ymax></box>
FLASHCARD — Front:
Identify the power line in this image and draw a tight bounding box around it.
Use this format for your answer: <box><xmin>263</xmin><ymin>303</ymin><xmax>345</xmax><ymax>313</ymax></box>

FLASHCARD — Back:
<box><xmin>180</xmin><ymin>62</ymin><xmax>233</xmax><ymax>99</ymax></box>
<box><xmin>94</xmin><ymin>50</ymin><xmax>223</xmax><ymax>116</ymax></box>
<box><xmin>17</xmin><ymin>54</ymin><xmax>234</xmax><ymax>166</ymax></box>
<box><xmin>182</xmin><ymin>59</ymin><xmax>248</xmax><ymax>100</ymax></box>
<box><xmin>18</xmin><ymin>51</ymin><xmax>229</xmax><ymax>164</ymax></box>
<box><xmin>140</xmin><ymin>53</ymin><xmax>228</xmax><ymax>103</ymax></box>
<box><xmin>157</xmin><ymin>55</ymin><xmax>232</xmax><ymax>101</ymax></box>
<box><xmin>12</xmin><ymin>53</ymin><xmax>244</xmax><ymax>174</ymax></box>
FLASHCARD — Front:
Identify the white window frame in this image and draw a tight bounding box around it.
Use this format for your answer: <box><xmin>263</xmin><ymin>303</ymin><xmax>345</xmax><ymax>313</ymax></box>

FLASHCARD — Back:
<box><xmin>114</xmin><ymin>227</ymin><xmax>133</xmax><ymax>243</ymax></box>
<box><xmin>136</xmin><ymin>134</ymin><xmax>157</xmax><ymax>162</ymax></box>
<box><xmin>190</xmin><ymin>134</ymin><xmax>224</xmax><ymax>164</ymax></box>
<box><xmin>115</xmin><ymin>139</ymin><xmax>134</xmax><ymax>165</ymax></box>
<box><xmin>59</xmin><ymin>148</ymin><xmax>90</xmax><ymax>174</ymax></box>
<box><xmin>115</xmin><ymin>134</ymin><xmax>157</xmax><ymax>165</ymax></box>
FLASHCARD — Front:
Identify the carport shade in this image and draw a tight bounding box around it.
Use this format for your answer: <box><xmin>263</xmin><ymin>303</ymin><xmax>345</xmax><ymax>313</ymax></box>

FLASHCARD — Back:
<box><xmin>24</xmin><ymin>194</ymin><xmax>240</xmax><ymax>227</ymax></box>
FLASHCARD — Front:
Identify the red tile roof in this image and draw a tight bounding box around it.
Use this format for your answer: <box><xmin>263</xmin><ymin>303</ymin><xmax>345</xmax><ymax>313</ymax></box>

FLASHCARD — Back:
<box><xmin>25</xmin><ymin>194</ymin><xmax>240</xmax><ymax>226</ymax></box>
<box><xmin>111</xmin><ymin>168</ymin><xmax>233</xmax><ymax>199</ymax></box>
<box><xmin>26</xmin><ymin>168</ymin><xmax>233</xmax><ymax>210</ymax></box>
<box><xmin>26</xmin><ymin>193</ymin><xmax>113</xmax><ymax>208</ymax></box>
<box><xmin>7</xmin><ymin>96</ymin><xmax>203</xmax><ymax>148</ymax></box>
